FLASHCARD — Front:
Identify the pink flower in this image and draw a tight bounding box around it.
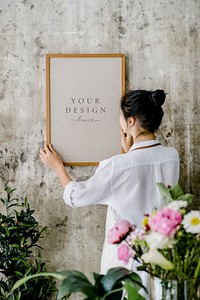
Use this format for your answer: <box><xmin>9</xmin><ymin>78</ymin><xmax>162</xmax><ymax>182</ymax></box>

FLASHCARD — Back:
<box><xmin>107</xmin><ymin>220</ymin><xmax>135</xmax><ymax>244</ymax></box>
<box><xmin>149</xmin><ymin>207</ymin><xmax>182</xmax><ymax>237</ymax></box>
<box><xmin>117</xmin><ymin>244</ymin><xmax>135</xmax><ymax>264</ymax></box>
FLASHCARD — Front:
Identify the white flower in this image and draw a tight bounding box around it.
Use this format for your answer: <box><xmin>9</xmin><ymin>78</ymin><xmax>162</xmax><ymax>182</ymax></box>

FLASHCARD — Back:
<box><xmin>167</xmin><ymin>200</ymin><xmax>188</xmax><ymax>210</ymax></box>
<box><xmin>182</xmin><ymin>210</ymin><xmax>200</xmax><ymax>233</ymax></box>
<box><xmin>141</xmin><ymin>249</ymin><xmax>174</xmax><ymax>270</ymax></box>
<box><xmin>143</xmin><ymin>232</ymin><xmax>176</xmax><ymax>250</ymax></box>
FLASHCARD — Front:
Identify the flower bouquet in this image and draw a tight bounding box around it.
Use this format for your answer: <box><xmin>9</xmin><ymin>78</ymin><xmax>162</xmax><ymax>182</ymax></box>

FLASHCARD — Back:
<box><xmin>108</xmin><ymin>183</ymin><xmax>200</xmax><ymax>300</ymax></box>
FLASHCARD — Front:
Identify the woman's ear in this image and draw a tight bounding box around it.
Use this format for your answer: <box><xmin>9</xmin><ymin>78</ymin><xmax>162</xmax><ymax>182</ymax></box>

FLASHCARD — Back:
<box><xmin>127</xmin><ymin>116</ymin><xmax>135</xmax><ymax>128</ymax></box>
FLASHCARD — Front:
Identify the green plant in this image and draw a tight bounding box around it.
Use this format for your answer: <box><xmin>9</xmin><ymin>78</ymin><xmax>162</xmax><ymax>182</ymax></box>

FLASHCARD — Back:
<box><xmin>0</xmin><ymin>187</ymin><xmax>57</xmax><ymax>300</ymax></box>
<box><xmin>10</xmin><ymin>267</ymin><xmax>147</xmax><ymax>300</ymax></box>
<box><xmin>1</xmin><ymin>188</ymin><xmax>147</xmax><ymax>300</ymax></box>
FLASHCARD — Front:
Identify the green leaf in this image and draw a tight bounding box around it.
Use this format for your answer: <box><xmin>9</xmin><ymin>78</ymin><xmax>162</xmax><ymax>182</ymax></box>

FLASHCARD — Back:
<box><xmin>156</xmin><ymin>183</ymin><xmax>172</xmax><ymax>202</ymax></box>
<box><xmin>7</xmin><ymin>203</ymin><xmax>19</xmax><ymax>209</ymax></box>
<box><xmin>157</xmin><ymin>182</ymin><xmax>195</xmax><ymax>204</ymax></box>
<box><xmin>194</xmin><ymin>259</ymin><xmax>200</xmax><ymax>278</ymax></box>
<box><xmin>11</xmin><ymin>257</ymin><xmax>20</xmax><ymax>261</ymax></box>
<box><xmin>169</xmin><ymin>183</ymin><xmax>183</xmax><ymax>199</ymax></box>
<box><xmin>11</xmin><ymin>244</ymin><xmax>20</xmax><ymax>248</ymax></box>
<box><xmin>39</xmin><ymin>226</ymin><xmax>47</xmax><ymax>234</ymax></box>
<box><xmin>20</xmin><ymin>237</ymin><xmax>25</xmax><ymax>245</ymax></box>
<box><xmin>101</xmin><ymin>267</ymin><xmax>137</xmax><ymax>292</ymax></box>
<box><xmin>8</xmin><ymin>226</ymin><xmax>18</xmax><ymax>230</ymax></box>
<box><xmin>93</xmin><ymin>272</ymin><xmax>104</xmax><ymax>282</ymax></box>
<box><xmin>20</xmin><ymin>223</ymin><xmax>34</xmax><ymax>228</ymax></box>
<box><xmin>4</xmin><ymin>187</ymin><xmax>17</xmax><ymax>196</ymax></box>
<box><xmin>57</xmin><ymin>270</ymin><xmax>96</xmax><ymax>300</ymax></box>
<box><xmin>92</xmin><ymin>272</ymin><xmax>104</xmax><ymax>294</ymax></box>
<box><xmin>56</xmin><ymin>279</ymin><xmax>73</xmax><ymax>300</ymax></box>
<box><xmin>25</xmin><ymin>266</ymin><xmax>32</xmax><ymax>276</ymax></box>
<box><xmin>10</xmin><ymin>272</ymin><xmax>65</xmax><ymax>294</ymax></box>
<box><xmin>0</xmin><ymin>287</ymin><xmax>7</xmax><ymax>297</ymax></box>
<box><xmin>23</xmin><ymin>196</ymin><xmax>28</xmax><ymax>208</ymax></box>
<box><xmin>177</xmin><ymin>193</ymin><xmax>194</xmax><ymax>203</ymax></box>
<box><xmin>127</xmin><ymin>273</ymin><xmax>147</xmax><ymax>293</ymax></box>
<box><xmin>14</xmin><ymin>271</ymin><xmax>23</xmax><ymax>277</ymax></box>
<box><xmin>124</xmin><ymin>282</ymin><xmax>145</xmax><ymax>300</ymax></box>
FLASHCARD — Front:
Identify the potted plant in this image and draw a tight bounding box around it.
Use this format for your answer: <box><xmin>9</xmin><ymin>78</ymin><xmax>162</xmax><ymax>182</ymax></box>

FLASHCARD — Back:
<box><xmin>10</xmin><ymin>266</ymin><xmax>146</xmax><ymax>300</ymax></box>
<box><xmin>0</xmin><ymin>187</ymin><xmax>57</xmax><ymax>300</ymax></box>
<box><xmin>107</xmin><ymin>183</ymin><xmax>200</xmax><ymax>299</ymax></box>
<box><xmin>2</xmin><ymin>187</ymin><xmax>146</xmax><ymax>300</ymax></box>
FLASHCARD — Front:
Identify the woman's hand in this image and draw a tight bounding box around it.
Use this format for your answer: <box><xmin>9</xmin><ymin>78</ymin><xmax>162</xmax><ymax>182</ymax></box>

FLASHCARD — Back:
<box><xmin>40</xmin><ymin>144</ymin><xmax>72</xmax><ymax>188</ymax></box>
<box><xmin>120</xmin><ymin>129</ymin><xmax>133</xmax><ymax>153</ymax></box>
<box><xmin>39</xmin><ymin>144</ymin><xmax>63</xmax><ymax>170</ymax></box>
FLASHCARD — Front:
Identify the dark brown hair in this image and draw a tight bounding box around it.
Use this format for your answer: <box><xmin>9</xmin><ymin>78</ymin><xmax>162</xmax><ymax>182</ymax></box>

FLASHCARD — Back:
<box><xmin>120</xmin><ymin>89</ymin><xmax>166</xmax><ymax>133</ymax></box>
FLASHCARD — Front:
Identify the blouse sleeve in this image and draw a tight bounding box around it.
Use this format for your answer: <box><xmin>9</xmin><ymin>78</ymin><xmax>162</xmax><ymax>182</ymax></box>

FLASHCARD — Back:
<box><xmin>63</xmin><ymin>159</ymin><xmax>114</xmax><ymax>208</ymax></box>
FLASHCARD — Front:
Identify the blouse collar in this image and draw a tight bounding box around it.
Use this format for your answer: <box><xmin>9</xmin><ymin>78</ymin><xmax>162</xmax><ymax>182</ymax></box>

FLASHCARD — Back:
<box><xmin>129</xmin><ymin>140</ymin><xmax>160</xmax><ymax>152</ymax></box>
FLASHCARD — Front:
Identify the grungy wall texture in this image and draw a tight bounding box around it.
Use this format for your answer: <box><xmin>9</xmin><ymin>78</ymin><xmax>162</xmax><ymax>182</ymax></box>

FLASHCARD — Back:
<box><xmin>0</xmin><ymin>0</ymin><xmax>200</xmax><ymax>293</ymax></box>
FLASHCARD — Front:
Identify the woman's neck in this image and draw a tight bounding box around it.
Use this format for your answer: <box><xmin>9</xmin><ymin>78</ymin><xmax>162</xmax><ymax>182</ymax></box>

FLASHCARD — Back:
<box><xmin>134</xmin><ymin>131</ymin><xmax>156</xmax><ymax>143</ymax></box>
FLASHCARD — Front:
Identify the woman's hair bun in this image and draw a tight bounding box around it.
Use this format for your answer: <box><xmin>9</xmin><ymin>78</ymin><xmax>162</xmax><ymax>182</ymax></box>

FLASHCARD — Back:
<box><xmin>149</xmin><ymin>89</ymin><xmax>166</xmax><ymax>107</ymax></box>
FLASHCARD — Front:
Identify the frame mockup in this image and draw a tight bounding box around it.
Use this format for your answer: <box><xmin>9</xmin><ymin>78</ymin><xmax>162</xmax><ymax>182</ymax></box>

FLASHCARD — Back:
<box><xmin>46</xmin><ymin>54</ymin><xmax>125</xmax><ymax>166</ymax></box>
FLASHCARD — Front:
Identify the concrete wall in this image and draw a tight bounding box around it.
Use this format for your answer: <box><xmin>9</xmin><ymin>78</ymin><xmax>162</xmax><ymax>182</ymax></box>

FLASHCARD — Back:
<box><xmin>1</xmin><ymin>0</ymin><xmax>200</xmax><ymax>292</ymax></box>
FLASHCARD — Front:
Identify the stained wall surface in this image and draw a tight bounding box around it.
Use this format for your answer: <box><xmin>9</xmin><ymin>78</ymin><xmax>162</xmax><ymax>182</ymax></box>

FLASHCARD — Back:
<box><xmin>1</xmin><ymin>0</ymin><xmax>200</xmax><ymax>294</ymax></box>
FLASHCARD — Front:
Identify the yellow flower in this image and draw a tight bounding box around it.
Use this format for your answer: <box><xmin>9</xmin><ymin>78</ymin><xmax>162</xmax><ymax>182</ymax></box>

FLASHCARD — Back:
<box><xmin>142</xmin><ymin>216</ymin><xmax>149</xmax><ymax>227</ymax></box>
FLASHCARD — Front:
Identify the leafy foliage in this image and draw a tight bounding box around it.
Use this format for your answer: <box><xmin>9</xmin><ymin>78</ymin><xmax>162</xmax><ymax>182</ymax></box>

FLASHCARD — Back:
<box><xmin>0</xmin><ymin>187</ymin><xmax>57</xmax><ymax>300</ymax></box>
<box><xmin>156</xmin><ymin>183</ymin><xmax>194</xmax><ymax>203</ymax></box>
<box><xmin>1</xmin><ymin>188</ymin><xmax>146</xmax><ymax>300</ymax></box>
<box><xmin>10</xmin><ymin>267</ymin><xmax>146</xmax><ymax>300</ymax></box>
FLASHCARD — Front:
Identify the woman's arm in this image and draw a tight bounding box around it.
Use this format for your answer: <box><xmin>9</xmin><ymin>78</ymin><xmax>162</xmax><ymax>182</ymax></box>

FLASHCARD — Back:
<box><xmin>39</xmin><ymin>144</ymin><xmax>71</xmax><ymax>188</ymax></box>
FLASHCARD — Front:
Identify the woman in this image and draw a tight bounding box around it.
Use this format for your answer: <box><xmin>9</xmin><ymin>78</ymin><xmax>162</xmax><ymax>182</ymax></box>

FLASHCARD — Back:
<box><xmin>40</xmin><ymin>89</ymin><xmax>179</xmax><ymax>295</ymax></box>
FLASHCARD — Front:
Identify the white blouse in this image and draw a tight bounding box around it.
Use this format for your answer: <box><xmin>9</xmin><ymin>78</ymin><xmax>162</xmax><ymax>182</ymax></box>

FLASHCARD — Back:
<box><xmin>63</xmin><ymin>140</ymin><xmax>179</xmax><ymax>288</ymax></box>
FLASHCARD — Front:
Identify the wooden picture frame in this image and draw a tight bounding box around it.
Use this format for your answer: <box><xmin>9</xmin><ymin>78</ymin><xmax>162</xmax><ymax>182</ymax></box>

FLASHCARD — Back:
<box><xmin>46</xmin><ymin>54</ymin><xmax>125</xmax><ymax>166</ymax></box>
